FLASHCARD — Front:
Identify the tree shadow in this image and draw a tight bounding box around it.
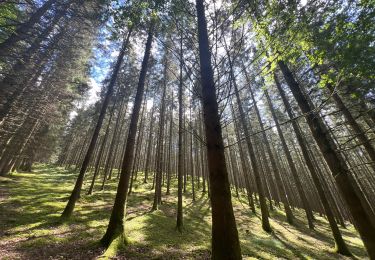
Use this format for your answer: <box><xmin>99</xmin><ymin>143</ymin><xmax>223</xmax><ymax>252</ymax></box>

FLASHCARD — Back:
<box><xmin>0</xmin><ymin>165</ymin><xmax>368</xmax><ymax>259</ymax></box>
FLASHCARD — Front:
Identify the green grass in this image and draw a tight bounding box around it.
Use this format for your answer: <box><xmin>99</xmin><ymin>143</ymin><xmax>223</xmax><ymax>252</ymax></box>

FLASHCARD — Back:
<box><xmin>0</xmin><ymin>164</ymin><xmax>368</xmax><ymax>259</ymax></box>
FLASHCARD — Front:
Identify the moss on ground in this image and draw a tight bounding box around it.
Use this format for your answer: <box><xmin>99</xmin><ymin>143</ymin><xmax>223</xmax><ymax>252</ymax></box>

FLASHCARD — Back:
<box><xmin>0</xmin><ymin>164</ymin><xmax>368</xmax><ymax>259</ymax></box>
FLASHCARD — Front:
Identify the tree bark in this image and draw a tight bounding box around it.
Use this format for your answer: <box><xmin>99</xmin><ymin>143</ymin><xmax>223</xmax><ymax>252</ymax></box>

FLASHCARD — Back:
<box><xmin>144</xmin><ymin>105</ymin><xmax>156</xmax><ymax>183</ymax></box>
<box><xmin>176</xmin><ymin>32</ymin><xmax>184</xmax><ymax>232</ymax></box>
<box><xmin>100</xmin><ymin>22</ymin><xmax>154</xmax><ymax>247</ymax></box>
<box><xmin>195</xmin><ymin>0</ymin><xmax>241</xmax><ymax>258</ymax></box>
<box><xmin>232</xmin><ymin>81</ymin><xmax>272</xmax><ymax>232</ymax></box>
<box><xmin>87</xmin><ymin>100</ymin><xmax>116</xmax><ymax>195</ymax></box>
<box><xmin>152</xmin><ymin>49</ymin><xmax>168</xmax><ymax>210</ymax></box>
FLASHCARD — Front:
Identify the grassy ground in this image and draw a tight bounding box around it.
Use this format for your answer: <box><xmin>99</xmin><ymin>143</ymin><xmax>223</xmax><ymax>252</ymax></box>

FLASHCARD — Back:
<box><xmin>0</xmin><ymin>164</ymin><xmax>368</xmax><ymax>259</ymax></box>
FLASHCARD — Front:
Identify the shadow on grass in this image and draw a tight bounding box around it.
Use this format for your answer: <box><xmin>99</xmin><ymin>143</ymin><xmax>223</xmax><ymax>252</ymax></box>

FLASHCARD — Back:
<box><xmin>0</xmin><ymin>165</ymin><xmax>110</xmax><ymax>259</ymax></box>
<box><xmin>0</xmin><ymin>164</ymin><xmax>368</xmax><ymax>259</ymax></box>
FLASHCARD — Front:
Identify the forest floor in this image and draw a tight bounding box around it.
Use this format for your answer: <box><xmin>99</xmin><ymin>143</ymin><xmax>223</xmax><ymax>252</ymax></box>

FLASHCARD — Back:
<box><xmin>0</xmin><ymin>164</ymin><xmax>369</xmax><ymax>259</ymax></box>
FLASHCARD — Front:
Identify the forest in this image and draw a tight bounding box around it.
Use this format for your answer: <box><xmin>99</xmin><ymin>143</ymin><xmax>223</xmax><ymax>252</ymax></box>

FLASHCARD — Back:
<box><xmin>0</xmin><ymin>0</ymin><xmax>374</xmax><ymax>259</ymax></box>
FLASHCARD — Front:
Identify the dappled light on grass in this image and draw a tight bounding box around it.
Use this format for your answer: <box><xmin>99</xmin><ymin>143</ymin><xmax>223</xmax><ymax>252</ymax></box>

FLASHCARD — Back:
<box><xmin>0</xmin><ymin>164</ymin><xmax>368</xmax><ymax>259</ymax></box>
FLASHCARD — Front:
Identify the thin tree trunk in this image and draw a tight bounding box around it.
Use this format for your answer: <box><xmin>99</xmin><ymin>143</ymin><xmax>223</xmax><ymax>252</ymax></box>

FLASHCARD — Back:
<box><xmin>248</xmin><ymin>80</ymin><xmax>294</xmax><ymax>224</ymax></box>
<box><xmin>166</xmin><ymin>93</ymin><xmax>173</xmax><ymax>195</ymax></box>
<box><xmin>176</xmin><ymin>31</ymin><xmax>184</xmax><ymax>232</ymax></box>
<box><xmin>190</xmin><ymin>105</ymin><xmax>196</xmax><ymax>201</ymax></box>
<box><xmin>144</xmin><ymin>105</ymin><xmax>156</xmax><ymax>183</ymax></box>
<box><xmin>152</xmin><ymin>50</ymin><xmax>168</xmax><ymax>210</ymax></box>
<box><xmin>61</xmin><ymin>28</ymin><xmax>132</xmax><ymax>219</ymax></box>
<box><xmin>232</xmin><ymin>107</ymin><xmax>256</xmax><ymax>213</ymax></box>
<box><xmin>87</xmin><ymin>100</ymin><xmax>116</xmax><ymax>194</ymax></box>
<box><xmin>129</xmin><ymin>98</ymin><xmax>147</xmax><ymax>195</ymax></box>
<box><xmin>232</xmin><ymin>85</ymin><xmax>271</xmax><ymax>232</ymax></box>
<box><xmin>264</xmin><ymin>89</ymin><xmax>315</xmax><ymax>228</ymax></box>
<box><xmin>101</xmin><ymin>97</ymin><xmax>128</xmax><ymax>189</ymax></box>
<box><xmin>327</xmin><ymin>84</ymin><xmax>375</xmax><ymax>171</ymax></box>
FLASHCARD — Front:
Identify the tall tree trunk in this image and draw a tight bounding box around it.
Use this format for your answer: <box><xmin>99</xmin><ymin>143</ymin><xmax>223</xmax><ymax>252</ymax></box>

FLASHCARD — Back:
<box><xmin>199</xmin><ymin>113</ymin><xmax>207</xmax><ymax>194</ymax></box>
<box><xmin>144</xmin><ymin>105</ymin><xmax>156</xmax><ymax>183</ymax></box>
<box><xmin>232</xmin><ymin>106</ymin><xmax>256</xmax><ymax>213</ymax></box>
<box><xmin>176</xmin><ymin>32</ymin><xmax>184</xmax><ymax>232</ymax></box>
<box><xmin>152</xmin><ymin>49</ymin><xmax>168</xmax><ymax>210</ymax></box>
<box><xmin>195</xmin><ymin>0</ymin><xmax>241</xmax><ymax>258</ymax></box>
<box><xmin>190</xmin><ymin>105</ymin><xmax>196</xmax><ymax>201</ymax></box>
<box><xmin>87</xmin><ymin>100</ymin><xmax>116</xmax><ymax>195</ymax></box>
<box><xmin>129</xmin><ymin>98</ymin><xmax>147</xmax><ymax>195</ymax></box>
<box><xmin>100</xmin><ymin>22</ymin><xmax>154</xmax><ymax>247</ymax></box>
<box><xmin>101</xmin><ymin>97</ymin><xmax>128</xmax><ymax>189</ymax></box>
<box><xmin>60</xmin><ymin>28</ymin><xmax>132</xmax><ymax>219</ymax></box>
<box><xmin>166</xmin><ymin>93</ymin><xmax>173</xmax><ymax>195</ymax></box>
<box><xmin>248</xmin><ymin>80</ymin><xmax>293</xmax><ymax>223</ymax></box>
<box><xmin>232</xmin><ymin>83</ymin><xmax>271</xmax><ymax>231</ymax></box>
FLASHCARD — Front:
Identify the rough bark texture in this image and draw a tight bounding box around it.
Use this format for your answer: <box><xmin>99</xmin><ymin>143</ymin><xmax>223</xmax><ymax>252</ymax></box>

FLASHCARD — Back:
<box><xmin>196</xmin><ymin>0</ymin><xmax>242</xmax><ymax>258</ymax></box>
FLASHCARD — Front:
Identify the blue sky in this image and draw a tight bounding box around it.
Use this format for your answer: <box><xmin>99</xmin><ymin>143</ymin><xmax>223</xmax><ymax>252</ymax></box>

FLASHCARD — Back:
<box><xmin>86</xmin><ymin>27</ymin><xmax>121</xmax><ymax>106</ymax></box>
<box><xmin>69</xmin><ymin>26</ymin><xmax>121</xmax><ymax>119</ymax></box>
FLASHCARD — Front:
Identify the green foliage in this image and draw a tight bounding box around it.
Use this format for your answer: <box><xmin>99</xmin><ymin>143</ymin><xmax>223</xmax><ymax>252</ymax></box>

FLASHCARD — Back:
<box><xmin>107</xmin><ymin>0</ymin><xmax>169</xmax><ymax>39</ymax></box>
<box><xmin>248</xmin><ymin>0</ymin><xmax>375</xmax><ymax>93</ymax></box>
<box><xmin>302</xmin><ymin>1</ymin><xmax>375</xmax><ymax>87</ymax></box>
<box><xmin>0</xmin><ymin>3</ymin><xmax>21</xmax><ymax>42</ymax></box>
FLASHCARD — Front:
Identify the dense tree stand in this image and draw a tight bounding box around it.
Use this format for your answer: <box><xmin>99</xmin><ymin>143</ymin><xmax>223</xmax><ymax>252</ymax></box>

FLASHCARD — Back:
<box><xmin>60</xmin><ymin>28</ymin><xmax>132</xmax><ymax>220</ymax></box>
<box><xmin>1</xmin><ymin>0</ymin><xmax>374</xmax><ymax>259</ymax></box>
<box><xmin>278</xmin><ymin>60</ymin><xmax>375</xmax><ymax>258</ymax></box>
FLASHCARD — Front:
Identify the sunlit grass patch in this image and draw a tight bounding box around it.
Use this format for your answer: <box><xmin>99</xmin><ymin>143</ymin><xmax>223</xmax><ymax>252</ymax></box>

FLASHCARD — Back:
<box><xmin>0</xmin><ymin>164</ymin><xmax>368</xmax><ymax>259</ymax></box>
